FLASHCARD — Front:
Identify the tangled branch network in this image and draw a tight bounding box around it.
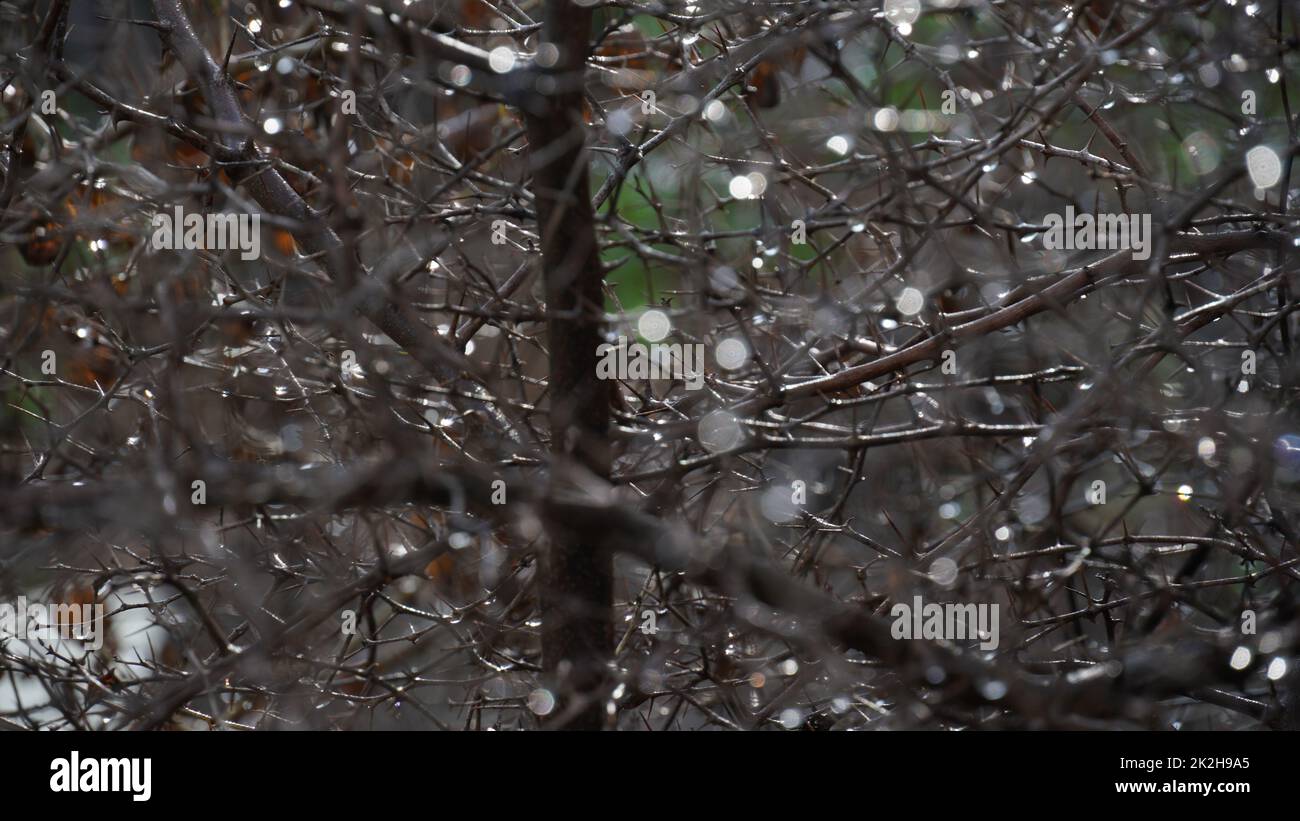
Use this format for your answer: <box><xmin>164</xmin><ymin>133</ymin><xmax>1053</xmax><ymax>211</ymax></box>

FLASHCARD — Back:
<box><xmin>1</xmin><ymin>0</ymin><xmax>1298</xmax><ymax>730</ymax></box>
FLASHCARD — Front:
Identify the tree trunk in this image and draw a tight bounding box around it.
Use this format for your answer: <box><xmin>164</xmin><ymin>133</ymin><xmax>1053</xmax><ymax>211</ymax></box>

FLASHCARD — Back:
<box><xmin>524</xmin><ymin>0</ymin><xmax>613</xmax><ymax>730</ymax></box>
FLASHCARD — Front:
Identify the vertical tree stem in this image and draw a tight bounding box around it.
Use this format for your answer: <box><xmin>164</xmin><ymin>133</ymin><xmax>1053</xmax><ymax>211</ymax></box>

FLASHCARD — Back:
<box><xmin>523</xmin><ymin>1</ymin><xmax>613</xmax><ymax>729</ymax></box>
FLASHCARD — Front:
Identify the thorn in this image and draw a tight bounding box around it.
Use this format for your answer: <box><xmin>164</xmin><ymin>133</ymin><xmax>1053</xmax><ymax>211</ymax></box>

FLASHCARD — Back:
<box><xmin>96</xmin><ymin>16</ymin><xmax>171</xmax><ymax>32</ymax></box>
<box><xmin>222</xmin><ymin>28</ymin><xmax>239</xmax><ymax>76</ymax></box>
<box><xmin>1084</xmin><ymin>128</ymin><xmax>1099</xmax><ymax>153</ymax></box>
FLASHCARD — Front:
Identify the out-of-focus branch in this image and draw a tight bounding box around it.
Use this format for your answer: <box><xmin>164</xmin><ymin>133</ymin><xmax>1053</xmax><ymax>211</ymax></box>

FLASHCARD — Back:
<box><xmin>148</xmin><ymin>0</ymin><xmax>475</xmax><ymax>383</ymax></box>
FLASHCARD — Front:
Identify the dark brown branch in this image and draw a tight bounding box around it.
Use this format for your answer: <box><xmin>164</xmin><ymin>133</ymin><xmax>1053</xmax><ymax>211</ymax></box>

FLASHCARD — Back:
<box><xmin>522</xmin><ymin>0</ymin><xmax>612</xmax><ymax>730</ymax></box>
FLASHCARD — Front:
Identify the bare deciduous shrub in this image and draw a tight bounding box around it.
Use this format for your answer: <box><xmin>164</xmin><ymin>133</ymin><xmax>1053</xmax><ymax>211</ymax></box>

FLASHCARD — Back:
<box><xmin>1</xmin><ymin>0</ymin><xmax>1297</xmax><ymax>730</ymax></box>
